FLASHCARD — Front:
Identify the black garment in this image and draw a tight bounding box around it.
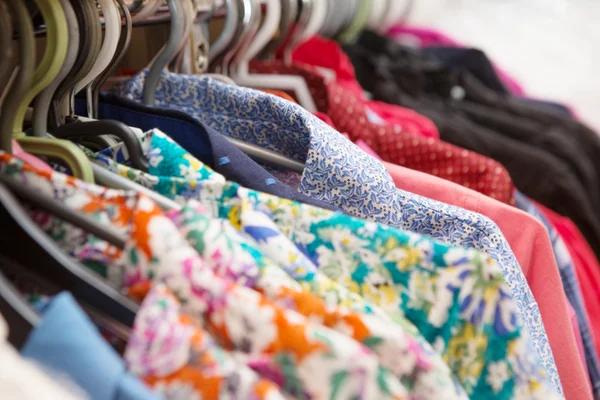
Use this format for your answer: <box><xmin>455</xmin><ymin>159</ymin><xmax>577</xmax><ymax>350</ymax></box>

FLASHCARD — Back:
<box><xmin>75</xmin><ymin>95</ymin><xmax>337</xmax><ymax>211</ymax></box>
<box><xmin>344</xmin><ymin>31</ymin><xmax>600</xmax><ymax>259</ymax></box>
<box><xmin>425</xmin><ymin>46</ymin><xmax>576</xmax><ymax>117</ymax></box>
<box><xmin>424</xmin><ymin>47</ymin><xmax>509</xmax><ymax>95</ymax></box>
<box><xmin>511</xmin><ymin>97</ymin><xmax>573</xmax><ymax>118</ymax></box>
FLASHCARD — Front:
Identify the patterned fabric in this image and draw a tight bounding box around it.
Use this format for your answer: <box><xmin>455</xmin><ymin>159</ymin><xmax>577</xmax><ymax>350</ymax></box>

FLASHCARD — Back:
<box><xmin>0</xmin><ymin>153</ymin><xmax>408</xmax><ymax>400</ymax></box>
<box><xmin>290</xmin><ymin>37</ymin><xmax>441</xmax><ymax>140</ymax></box>
<box><xmin>515</xmin><ymin>192</ymin><xmax>600</xmax><ymax>397</ymax></box>
<box><xmin>126</xmin><ymin>284</ymin><xmax>288</xmax><ymax>400</ymax></box>
<box><xmin>112</xmin><ymin>74</ymin><xmax>559</xmax><ymax>392</ymax></box>
<box><xmin>289</xmin><ymin>36</ymin><xmax>515</xmax><ymax>204</ymax></box>
<box><xmin>86</xmin><ymin>130</ymin><xmax>557</xmax><ymax>399</ymax></box>
<box><xmin>167</xmin><ymin>201</ymin><xmax>468</xmax><ymax>399</ymax></box>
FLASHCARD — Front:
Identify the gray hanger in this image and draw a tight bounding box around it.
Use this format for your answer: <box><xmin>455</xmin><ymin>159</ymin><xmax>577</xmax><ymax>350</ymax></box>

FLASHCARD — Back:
<box><xmin>220</xmin><ymin>0</ymin><xmax>260</xmax><ymax>75</ymax></box>
<box><xmin>259</xmin><ymin>0</ymin><xmax>298</xmax><ymax>60</ymax></box>
<box><xmin>321</xmin><ymin>0</ymin><xmax>344</xmax><ymax>37</ymax></box>
<box><xmin>142</xmin><ymin>0</ymin><xmax>186</xmax><ymax>105</ymax></box>
<box><xmin>280</xmin><ymin>0</ymin><xmax>310</xmax><ymax>63</ymax></box>
<box><xmin>0</xmin><ymin>0</ymin><xmax>14</xmax><ymax>110</ymax></box>
<box><xmin>336</xmin><ymin>0</ymin><xmax>358</xmax><ymax>36</ymax></box>
<box><xmin>228</xmin><ymin>137</ymin><xmax>305</xmax><ymax>173</ymax></box>
<box><xmin>210</xmin><ymin>0</ymin><xmax>246</xmax><ymax>73</ymax></box>
<box><xmin>209</xmin><ymin>0</ymin><xmax>239</xmax><ymax>62</ymax></box>
<box><xmin>32</xmin><ymin>0</ymin><xmax>80</xmax><ymax>137</ymax></box>
<box><xmin>92</xmin><ymin>0</ymin><xmax>132</xmax><ymax>118</ymax></box>
<box><xmin>0</xmin><ymin>182</ymin><xmax>138</xmax><ymax>331</ymax></box>
<box><xmin>0</xmin><ymin>174</ymin><xmax>127</xmax><ymax>248</ymax></box>
<box><xmin>50</xmin><ymin>0</ymin><xmax>103</xmax><ymax>128</ymax></box>
<box><xmin>1</xmin><ymin>0</ymin><xmax>35</xmax><ymax>153</ymax></box>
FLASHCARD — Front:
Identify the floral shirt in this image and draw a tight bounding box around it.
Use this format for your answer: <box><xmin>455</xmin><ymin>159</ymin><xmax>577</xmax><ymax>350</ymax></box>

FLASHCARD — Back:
<box><xmin>113</xmin><ymin>71</ymin><xmax>559</xmax><ymax>394</ymax></box>
<box><xmin>127</xmin><ymin>284</ymin><xmax>287</xmax><ymax>400</ymax></box>
<box><xmin>87</xmin><ymin>131</ymin><xmax>558</xmax><ymax>399</ymax></box>
<box><xmin>0</xmin><ymin>152</ymin><xmax>407</xmax><ymax>400</ymax></box>
<box><xmin>167</xmin><ymin>201</ymin><xmax>468</xmax><ymax>399</ymax></box>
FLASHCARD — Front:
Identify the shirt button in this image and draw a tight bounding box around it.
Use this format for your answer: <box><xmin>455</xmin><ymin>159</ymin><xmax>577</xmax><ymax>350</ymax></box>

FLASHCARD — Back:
<box><xmin>451</xmin><ymin>86</ymin><xmax>466</xmax><ymax>100</ymax></box>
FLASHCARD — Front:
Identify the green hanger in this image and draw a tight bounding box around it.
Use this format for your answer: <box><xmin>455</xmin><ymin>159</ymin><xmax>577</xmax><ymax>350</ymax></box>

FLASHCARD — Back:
<box><xmin>1</xmin><ymin>0</ymin><xmax>35</xmax><ymax>153</ymax></box>
<box><xmin>337</xmin><ymin>0</ymin><xmax>371</xmax><ymax>44</ymax></box>
<box><xmin>13</xmin><ymin>0</ymin><xmax>94</xmax><ymax>182</ymax></box>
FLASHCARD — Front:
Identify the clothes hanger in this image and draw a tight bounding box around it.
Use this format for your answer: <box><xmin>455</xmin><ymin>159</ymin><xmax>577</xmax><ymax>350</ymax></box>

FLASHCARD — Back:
<box><xmin>380</xmin><ymin>0</ymin><xmax>414</xmax><ymax>33</ymax></box>
<box><xmin>0</xmin><ymin>0</ymin><xmax>91</xmax><ymax>183</ymax></box>
<box><xmin>334</xmin><ymin>0</ymin><xmax>357</xmax><ymax>36</ymax></box>
<box><xmin>282</xmin><ymin>0</ymin><xmax>327</xmax><ymax>63</ymax></box>
<box><xmin>0</xmin><ymin>266</ymin><xmax>39</xmax><ymax>348</ymax></box>
<box><xmin>232</xmin><ymin>0</ymin><xmax>318</xmax><ymax>112</ymax></box>
<box><xmin>52</xmin><ymin>121</ymin><xmax>150</xmax><ymax>172</ymax></box>
<box><xmin>259</xmin><ymin>0</ymin><xmax>298</xmax><ymax>60</ymax></box>
<box><xmin>17</xmin><ymin>0</ymin><xmax>95</xmax><ymax>182</ymax></box>
<box><xmin>0</xmin><ymin>0</ymin><xmax>14</xmax><ymax>110</ymax></box>
<box><xmin>182</xmin><ymin>1</ymin><xmax>236</xmax><ymax>84</ymax></box>
<box><xmin>282</xmin><ymin>0</ymin><xmax>311</xmax><ymax>60</ymax></box>
<box><xmin>337</xmin><ymin>0</ymin><xmax>370</xmax><ymax>43</ymax></box>
<box><xmin>92</xmin><ymin>0</ymin><xmax>133</xmax><ymax>119</ymax></box>
<box><xmin>320</xmin><ymin>0</ymin><xmax>342</xmax><ymax>37</ymax></box>
<box><xmin>208</xmin><ymin>0</ymin><xmax>239</xmax><ymax>62</ymax></box>
<box><xmin>143</xmin><ymin>0</ymin><xmax>186</xmax><ymax>105</ymax></box>
<box><xmin>0</xmin><ymin>0</ymin><xmax>35</xmax><ymax>153</ymax></box>
<box><xmin>66</xmin><ymin>0</ymin><xmax>137</xmax><ymax>150</ymax></box>
<box><xmin>323</xmin><ymin>0</ymin><xmax>350</xmax><ymax>38</ymax></box>
<box><xmin>50</xmin><ymin>0</ymin><xmax>102</xmax><ymax>129</ymax></box>
<box><xmin>170</xmin><ymin>0</ymin><xmax>197</xmax><ymax>73</ymax></box>
<box><xmin>73</xmin><ymin>0</ymin><xmax>121</xmax><ymax>100</ymax></box>
<box><xmin>232</xmin><ymin>0</ymin><xmax>280</xmax><ymax>72</ymax></box>
<box><xmin>368</xmin><ymin>0</ymin><xmax>388</xmax><ymax>31</ymax></box>
<box><xmin>209</xmin><ymin>0</ymin><xmax>248</xmax><ymax>74</ymax></box>
<box><xmin>0</xmin><ymin>174</ymin><xmax>126</xmax><ymax>248</ymax></box>
<box><xmin>220</xmin><ymin>0</ymin><xmax>260</xmax><ymax>76</ymax></box>
<box><xmin>31</xmin><ymin>0</ymin><xmax>79</xmax><ymax>138</ymax></box>
<box><xmin>229</xmin><ymin>137</ymin><xmax>305</xmax><ymax>173</ymax></box>
<box><xmin>0</xmin><ymin>176</ymin><xmax>137</xmax><ymax>328</ymax></box>
<box><xmin>42</xmin><ymin>0</ymin><xmax>148</xmax><ymax>172</ymax></box>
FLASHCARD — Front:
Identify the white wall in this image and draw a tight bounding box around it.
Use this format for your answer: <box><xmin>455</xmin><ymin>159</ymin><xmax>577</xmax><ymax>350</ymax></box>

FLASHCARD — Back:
<box><xmin>406</xmin><ymin>0</ymin><xmax>600</xmax><ymax>131</ymax></box>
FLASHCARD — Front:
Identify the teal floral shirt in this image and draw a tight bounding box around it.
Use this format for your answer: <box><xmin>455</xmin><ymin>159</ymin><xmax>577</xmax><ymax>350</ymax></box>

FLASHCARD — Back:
<box><xmin>91</xmin><ymin>129</ymin><xmax>559</xmax><ymax>399</ymax></box>
<box><xmin>168</xmin><ymin>201</ymin><xmax>468</xmax><ymax>400</ymax></box>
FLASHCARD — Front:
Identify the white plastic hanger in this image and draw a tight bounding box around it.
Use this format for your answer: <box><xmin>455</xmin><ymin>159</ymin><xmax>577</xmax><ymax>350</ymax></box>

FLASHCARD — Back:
<box><xmin>74</xmin><ymin>0</ymin><xmax>122</xmax><ymax>94</ymax></box>
<box><xmin>368</xmin><ymin>0</ymin><xmax>388</xmax><ymax>30</ymax></box>
<box><xmin>232</xmin><ymin>0</ymin><xmax>317</xmax><ymax>112</ymax></box>
<box><xmin>380</xmin><ymin>0</ymin><xmax>413</xmax><ymax>33</ymax></box>
<box><xmin>285</xmin><ymin>0</ymin><xmax>327</xmax><ymax>61</ymax></box>
<box><xmin>219</xmin><ymin>0</ymin><xmax>259</xmax><ymax>75</ymax></box>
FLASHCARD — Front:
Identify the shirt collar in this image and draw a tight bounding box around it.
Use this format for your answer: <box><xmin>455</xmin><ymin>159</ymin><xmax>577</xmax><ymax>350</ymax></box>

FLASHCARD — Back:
<box><xmin>115</xmin><ymin>70</ymin><xmax>398</xmax><ymax>222</ymax></box>
<box><xmin>21</xmin><ymin>292</ymin><xmax>161</xmax><ymax>400</ymax></box>
<box><xmin>90</xmin><ymin>93</ymin><xmax>335</xmax><ymax>211</ymax></box>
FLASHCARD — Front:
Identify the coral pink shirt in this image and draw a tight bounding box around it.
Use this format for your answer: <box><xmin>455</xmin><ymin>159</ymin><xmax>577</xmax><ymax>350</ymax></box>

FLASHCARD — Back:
<box><xmin>380</xmin><ymin>159</ymin><xmax>590</xmax><ymax>399</ymax></box>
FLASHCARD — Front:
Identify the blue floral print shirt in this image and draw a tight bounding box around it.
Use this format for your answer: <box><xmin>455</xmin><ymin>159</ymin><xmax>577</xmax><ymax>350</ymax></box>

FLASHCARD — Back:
<box><xmin>113</xmin><ymin>70</ymin><xmax>561</xmax><ymax>394</ymax></box>
<box><xmin>88</xmin><ymin>128</ymin><xmax>559</xmax><ymax>399</ymax></box>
